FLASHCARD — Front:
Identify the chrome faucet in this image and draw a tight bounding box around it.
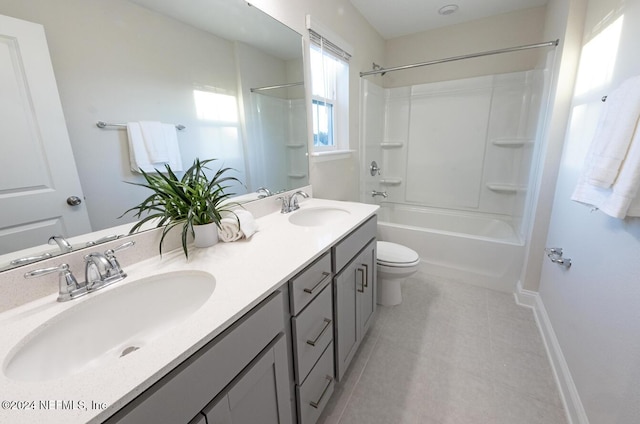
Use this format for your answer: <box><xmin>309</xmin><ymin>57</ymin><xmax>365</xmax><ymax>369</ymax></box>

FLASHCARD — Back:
<box><xmin>48</xmin><ymin>235</ymin><xmax>73</xmax><ymax>253</ymax></box>
<box><xmin>84</xmin><ymin>252</ymin><xmax>116</xmax><ymax>290</ymax></box>
<box><xmin>85</xmin><ymin>241</ymin><xmax>134</xmax><ymax>290</ymax></box>
<box><xmin>371</xmin><ymin>190</ymin><xmax>388</xmax><ymax>198</ymax></box>
<box><xmin>276</xmin><ymin>190</ymin><xmax>309</xmax><ymax>213</ymax></box>
<box><xmin>256</xmin><ymin>187</ymin><xmax>273</xmax><ymax>198</ymax></box>
<box><xmin>23</xmin><ymin>241</ymin><xmax>135</xmax><ymax>302</ymax></box>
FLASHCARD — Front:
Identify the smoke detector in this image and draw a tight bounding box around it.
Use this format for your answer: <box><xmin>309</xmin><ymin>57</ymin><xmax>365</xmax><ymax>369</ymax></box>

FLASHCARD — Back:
<box><xmin>438</xmin><ymin>4</ymin><xmax>459</xmax><ymax>15</ymax></box>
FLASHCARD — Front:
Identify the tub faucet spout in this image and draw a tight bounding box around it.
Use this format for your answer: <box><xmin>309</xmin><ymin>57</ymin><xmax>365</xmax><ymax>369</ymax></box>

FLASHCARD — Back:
<box><xmin>372</xmin><ymin>190</ymin><xmax>387</xmax><ymax>198</ymax></box>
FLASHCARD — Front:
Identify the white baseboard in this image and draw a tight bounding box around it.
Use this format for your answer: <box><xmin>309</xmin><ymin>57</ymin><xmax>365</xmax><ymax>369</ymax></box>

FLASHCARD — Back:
<box><xmin>515</xmin><ymin>281</ymin><xmax>590</xmax><ymax>424</ymax></box>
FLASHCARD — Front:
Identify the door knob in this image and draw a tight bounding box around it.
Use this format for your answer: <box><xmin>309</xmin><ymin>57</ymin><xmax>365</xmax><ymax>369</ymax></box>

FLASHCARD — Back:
<box><xmin>67</xmin><ymin>196</ymin><xmax>82</xmax><ymax>206</ymax></box>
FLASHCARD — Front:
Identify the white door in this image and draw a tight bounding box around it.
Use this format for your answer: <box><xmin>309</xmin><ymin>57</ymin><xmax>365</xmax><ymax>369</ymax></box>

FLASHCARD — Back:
<box><xmin>0</xmin><ymin>14</ymin><xmax>91</xmax><ymax>255</ymax></box>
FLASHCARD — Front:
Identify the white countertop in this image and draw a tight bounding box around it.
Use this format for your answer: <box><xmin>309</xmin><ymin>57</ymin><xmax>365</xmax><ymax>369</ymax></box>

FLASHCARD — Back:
<box><xmin>0</xmin><ymin>198</ymin><xmax>378</xmax><ymax>424</ymax></box>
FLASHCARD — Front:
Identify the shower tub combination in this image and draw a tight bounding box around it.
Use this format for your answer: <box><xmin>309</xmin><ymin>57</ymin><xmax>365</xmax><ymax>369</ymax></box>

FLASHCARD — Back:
<box><xmin>376</xmin><ymin>204</ymin><xmax>525</xmax><ymax>292</ymax></box>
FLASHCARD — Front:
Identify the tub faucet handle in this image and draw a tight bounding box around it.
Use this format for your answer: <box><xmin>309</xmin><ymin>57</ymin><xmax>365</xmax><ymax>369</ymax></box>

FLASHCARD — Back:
<box><xmin>370</xmin><ymin>161</ymin><xmax>382</xmax><ymax>176</ymax></box>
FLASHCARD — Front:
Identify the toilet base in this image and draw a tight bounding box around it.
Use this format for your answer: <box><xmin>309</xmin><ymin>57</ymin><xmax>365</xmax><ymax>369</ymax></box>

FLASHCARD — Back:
<box><xmin>377</xmin><ymin>276</ymin><xmax>407</xmax><ymax>306</ymax></box>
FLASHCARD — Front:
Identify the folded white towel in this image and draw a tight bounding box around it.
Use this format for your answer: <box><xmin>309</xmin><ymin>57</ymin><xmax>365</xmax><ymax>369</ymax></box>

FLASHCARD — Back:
<box><xmin>582</xmin><ymin>75</ymin><xmax>640</xmax><ymax>188</ymax></box>
<box><xmin>127</xmin><ymin>121</ymin><xmax>183</xmax><ymax>173</ymax></box>
<box><xmin>572</xmin><ymin>100</ymin><xmax>640</xmax><ymax>218</ymax></box>
<box><xmin>218</xmin><ymin>210</ymin><xmax>258</xmax><ymax>242</ymax></box>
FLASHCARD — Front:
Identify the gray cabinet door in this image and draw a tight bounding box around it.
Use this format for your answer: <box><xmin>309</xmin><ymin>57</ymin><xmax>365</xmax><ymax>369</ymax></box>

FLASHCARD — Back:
<box><xmin>334</xmin><ymin>258</ymin><xmax>360</xmax><ymax>381</ymax></box>
<box><xmin>334</xmin><ymin>240</ymin><xmax>377</xmax><ymax>381</ymax></box>
<box><xmin>359</xmin><ymin>241</ymin><xmax>377</xmax><ymax>336</ymax></box>
<box><xmin>203</xmin><ymin>333</ymin><xmax>292</xmax><ymax>424</ymax></box>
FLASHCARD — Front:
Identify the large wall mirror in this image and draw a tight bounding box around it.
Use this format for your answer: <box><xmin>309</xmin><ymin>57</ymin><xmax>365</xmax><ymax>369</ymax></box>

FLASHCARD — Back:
<box><xmin>0</xmin><ymin>0</ymin><xmax>309</xmax><ymax>271</ymax></box>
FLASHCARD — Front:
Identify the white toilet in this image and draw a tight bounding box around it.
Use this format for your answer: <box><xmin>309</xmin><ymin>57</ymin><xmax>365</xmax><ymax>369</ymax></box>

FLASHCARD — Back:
<box><xmin>376</xmin><ymin>241</ymin><xmax>420</xmax><ymax>306</ymax></box>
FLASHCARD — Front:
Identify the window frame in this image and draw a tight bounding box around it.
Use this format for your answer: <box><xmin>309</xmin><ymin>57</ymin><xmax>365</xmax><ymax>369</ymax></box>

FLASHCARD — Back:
<box><xmin>307</xmin><ymin>20</ymin><xmax>352</xmax><ymax>158</ymax></box>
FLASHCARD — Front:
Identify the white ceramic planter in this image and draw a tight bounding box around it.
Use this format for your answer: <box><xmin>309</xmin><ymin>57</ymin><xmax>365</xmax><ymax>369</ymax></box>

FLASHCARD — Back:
<box><xmin>192</xmin><ymin>222</ymin><xmax>219</xmax><ymax>248</ymax></box>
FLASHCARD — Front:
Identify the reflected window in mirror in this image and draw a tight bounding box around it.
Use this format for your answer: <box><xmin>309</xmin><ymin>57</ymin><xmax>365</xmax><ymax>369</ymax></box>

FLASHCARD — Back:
<box><xmin>194</xmin><ymin>89</ymin><xmax>239</xmax><ymax>123</ymax></box>
<box><xmin>192</xmin><ymin>88</ymin><xmax>244</xmax><ymax>194</ymax></box>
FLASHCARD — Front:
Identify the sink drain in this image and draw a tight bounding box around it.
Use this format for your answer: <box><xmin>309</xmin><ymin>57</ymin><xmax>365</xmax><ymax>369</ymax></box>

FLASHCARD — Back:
<box><xmin>120</xmin><ymin>346</ymin><xmax>140</xmax><ymax>357</ymax></box>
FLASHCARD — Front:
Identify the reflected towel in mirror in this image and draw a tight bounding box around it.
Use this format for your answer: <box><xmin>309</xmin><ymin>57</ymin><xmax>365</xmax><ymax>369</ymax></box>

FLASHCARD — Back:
<box><xmin>127</xmin><ymin>121</ymin><xmax>183</xmax><ymax>173</ymax></box>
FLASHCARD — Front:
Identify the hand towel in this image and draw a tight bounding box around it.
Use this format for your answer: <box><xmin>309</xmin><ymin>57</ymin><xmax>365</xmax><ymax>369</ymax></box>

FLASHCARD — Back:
<box><xmin>127</xmin><ymin>122</ymin><xmax>183</xmax><ymax>173</ymax></box>
<box><xmin>139</xmin><ymin>121</ymin><xmax>169</xmax><ymax>163</ymax></box>
<box><xmin>218</xmin><ymin>210</ymin><xmax>258</xmax><ymax>242</ymax></box>
<box><xmin>582</xmin><ymin>75</ymin><xmax>640</xmax><ymax>188</ymax></box>
<box><xmin>572</xmin><ymin>106</ymin><xmax>640</xmax><ymax>218</ymax></box>
<box><xmin>236</xmin><ymin>210</ymin><xmax>258</xmax><ymax>238</ymax></box>
<box><xmin>161</xmin><ymin>123</ymin><xmax>183</xmax><ymax>172</ymax></box>
<box><xmin>218</xmin><ymin>217</ymin><xmax>242</xmax><ymax>242</ymax></box>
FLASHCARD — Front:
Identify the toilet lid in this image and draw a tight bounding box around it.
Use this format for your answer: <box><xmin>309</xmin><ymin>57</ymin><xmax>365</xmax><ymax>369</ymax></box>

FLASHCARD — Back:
<box><xmin>377</xmin><ymin>241</ymin><xmax>419</xmax><ymax>266</ymax></box>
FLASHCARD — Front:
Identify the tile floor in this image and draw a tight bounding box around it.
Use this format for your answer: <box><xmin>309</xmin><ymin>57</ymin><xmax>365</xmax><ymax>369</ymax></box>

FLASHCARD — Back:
<box><xmin>318</xmin><ymin>267</ymin><xmax>568</xmax><ymax>424</ymax></box>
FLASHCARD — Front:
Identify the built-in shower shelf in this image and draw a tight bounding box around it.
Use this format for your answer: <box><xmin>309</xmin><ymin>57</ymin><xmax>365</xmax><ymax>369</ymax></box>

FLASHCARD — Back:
<box><xmin>380</xmin><ymin>142</ymin><xmax>404</xmax><ymax>148</ymax></box>
<box><xmin>380</xmin><ymin>178</ymin><xmax>402</xmax><ymax>186</ymax></box>
<box><xmin>486</xmin><ymin>183</ymin><xmax>527</xmax><ymax>194</ymax></box>
<box><xmin>288</xmin><ymin>173</ymin><xmax>307</xmax><ymax>179</ymax></box>
<box><xmin>286</xmin><ymin>143</ymin><xmax>306</xmax><ymax>148</ymax></box>
<box><xmin>492</xmin><ymin>138</ymin><xmax>533</xmax><ymax>147</ymax></box>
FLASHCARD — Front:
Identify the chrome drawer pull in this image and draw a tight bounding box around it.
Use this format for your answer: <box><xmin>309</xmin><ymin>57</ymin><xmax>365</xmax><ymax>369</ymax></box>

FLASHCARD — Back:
<box><xmin>356</xmin><ymin>268</ymin><xmax>365</xmax><ymax>292</ymax></box>
<box><xmin>303</xmin><ymin>271</ymin><xmax>331</xmax><ymax>294</ymax></box>
<box><xmin>309</xmin><ymin>375</ymin><xmax>334</xmax><ymax>409</ymax></box>
<box><xmin>306</xmin><ymin>318</ymin><xmax>332</xmax><ymax>346</ymax></box>
<box><xmin>361</xmin><ymin>263</ymin><xmax>369</xmax><ymax>287</ymax></box>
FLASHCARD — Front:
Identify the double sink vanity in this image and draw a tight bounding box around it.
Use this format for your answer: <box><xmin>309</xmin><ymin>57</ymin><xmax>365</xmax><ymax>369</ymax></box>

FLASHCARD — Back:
<box><xmin>0</xmin><ymin>196</ymin><xmax>378</xmax><ymax>424</ymax></box>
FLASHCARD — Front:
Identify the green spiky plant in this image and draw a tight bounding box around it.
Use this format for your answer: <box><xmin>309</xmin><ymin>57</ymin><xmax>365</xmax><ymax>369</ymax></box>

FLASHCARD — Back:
<box><xmin>122</xmin><ymin>158</ymin><xmax>241</xmax><ymax>258</ymax></box>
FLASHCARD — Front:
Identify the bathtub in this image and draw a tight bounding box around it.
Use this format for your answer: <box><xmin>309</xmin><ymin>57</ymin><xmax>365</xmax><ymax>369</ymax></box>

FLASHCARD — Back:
<box><xmin>376</xmin><ymin>204</ymin><xmax>525</xmax><ymax>292</ymax></box>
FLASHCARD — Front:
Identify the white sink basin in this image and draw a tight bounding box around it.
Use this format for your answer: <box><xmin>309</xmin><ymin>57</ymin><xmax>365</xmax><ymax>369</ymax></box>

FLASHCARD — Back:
<box><xmin>288</xmin><ymin>207</ymin><xmax>350</xmax><ymax>227</ymax></box>
<box><xmin>3</xmin><ymin>270</ymin><xmax>215</xmax><ymax>382</ymax></box>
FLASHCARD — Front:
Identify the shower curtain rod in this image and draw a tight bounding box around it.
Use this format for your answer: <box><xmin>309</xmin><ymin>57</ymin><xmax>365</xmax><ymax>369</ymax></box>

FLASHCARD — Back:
<box><xmin>359</xmin><ymin>39</ymin><xmax>559</xmax><ymax>77</ymax></box>
<box><xmin>250</xmin><ymin>82</ymin><xmax>303</xmax><ymax>92</ymax></box>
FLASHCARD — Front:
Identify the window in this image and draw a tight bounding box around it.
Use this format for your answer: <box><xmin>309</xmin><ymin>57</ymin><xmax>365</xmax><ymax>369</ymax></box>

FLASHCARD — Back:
<box><xmin>312</xmin><ymin>99</ymin><xmax>333</xmax><ymax>147</ymax></box>
<box><xmin>308</xmin><ymin>22</ymin><xmax>351</xmax><ymax>156</ymax></box>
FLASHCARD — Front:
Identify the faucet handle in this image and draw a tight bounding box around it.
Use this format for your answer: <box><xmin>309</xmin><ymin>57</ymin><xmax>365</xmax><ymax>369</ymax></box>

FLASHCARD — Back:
<box><xmin>276</xmin><ymin>195</ymin><xmax>290</xmax><ymax>214</ymax></box>
<box><xmin>24</xmin><ymin>263</ymin><xmax>85</xmax><ymax>302</ymax></box>
<box><xmin>104</xmin><ymin>241</ymin><xmax>135</xmax><ymax>278</ymax></box>
<box><xmin>85</xmin><ymin>234</ymin><xmax>124</xmax><ymax>247</ymax></box>
<box><xmin>105</xmin><ymin>241</ymin><xmax>135</xmax><ymax>256</ymax></box>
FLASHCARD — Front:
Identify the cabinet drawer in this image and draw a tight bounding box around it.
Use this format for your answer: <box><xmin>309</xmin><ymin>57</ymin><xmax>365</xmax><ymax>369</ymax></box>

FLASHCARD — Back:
<box><xmin>291</xmin><ymin>284</ymin><xmax>333</xmax><ymax>384</ymax></box>
<box><xmin>289</xmin><ymin>251</ymin><xmax>332</xmax><ymax>315</ymax></box>
<box><xmin>296</xmin><ymin>343</ymin><xmax>335</xmax><ymax>424</ymax></box>
<box><xmin>333</xmin><ymin>215</ymin><xmax>377</xmax><ymax>273</ymax></box>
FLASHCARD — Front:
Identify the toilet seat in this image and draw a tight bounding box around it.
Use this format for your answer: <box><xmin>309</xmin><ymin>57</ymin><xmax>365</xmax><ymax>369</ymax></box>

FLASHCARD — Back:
<box><xmin>377</xmin><ymin>241</ymin><xmax>419</xmax><ymax>267</ymax></box>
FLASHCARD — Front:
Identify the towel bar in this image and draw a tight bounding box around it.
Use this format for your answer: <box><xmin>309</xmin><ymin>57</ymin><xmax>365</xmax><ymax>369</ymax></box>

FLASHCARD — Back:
<box><xmin>96</xmin><ymin>121</ymin><xmax>186</xmax><ymax>130</ymax></box>
<box><xmin>545</xmin><ymin>247</ymin><xmax>572</xmax><ymax>269</ymax></box>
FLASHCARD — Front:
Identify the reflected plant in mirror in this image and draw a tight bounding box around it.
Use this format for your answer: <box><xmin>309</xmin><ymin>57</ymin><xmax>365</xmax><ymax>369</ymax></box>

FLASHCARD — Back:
<box><xmin>122</xmin><ymin>158</ymin><xmax>242</xmax><ymax>258</ymax></box>
<box><xmin>0</xmin><ymin>0</ymin><xmax>309</xmax><ymax>271</ymax></box>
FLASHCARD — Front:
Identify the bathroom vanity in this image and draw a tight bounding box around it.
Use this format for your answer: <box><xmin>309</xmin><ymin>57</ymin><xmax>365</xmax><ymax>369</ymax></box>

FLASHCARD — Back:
<box><xmin>0</xmin><ymin>198</ymin><xmax>378</xmax><ymax>424</ymax></box>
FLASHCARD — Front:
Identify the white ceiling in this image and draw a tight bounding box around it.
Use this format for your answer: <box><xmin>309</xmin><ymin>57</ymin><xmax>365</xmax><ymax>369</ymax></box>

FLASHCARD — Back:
<box><xmin>350</xmin><ymin>0</ymin><xmax>548</xmax><ymax>39</ymax></box>
<box><xmin>129</xmin><ymin>0</ymin><xmax>302</xmax><ymax>60</ymax></box>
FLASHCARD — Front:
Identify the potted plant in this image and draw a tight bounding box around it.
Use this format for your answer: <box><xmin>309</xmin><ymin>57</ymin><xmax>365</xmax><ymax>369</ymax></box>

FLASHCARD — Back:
<box><xmin>122</xmin><ymin>158</ymin><xmax>241</xmax><ymax>258</ymax></box>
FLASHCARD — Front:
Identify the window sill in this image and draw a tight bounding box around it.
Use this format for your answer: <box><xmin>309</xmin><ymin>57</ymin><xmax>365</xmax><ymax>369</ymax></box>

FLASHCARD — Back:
<box><xmin>310</xmin><ymin>149</ymin><xmax>355</xmax><ymax>162</ymax></box>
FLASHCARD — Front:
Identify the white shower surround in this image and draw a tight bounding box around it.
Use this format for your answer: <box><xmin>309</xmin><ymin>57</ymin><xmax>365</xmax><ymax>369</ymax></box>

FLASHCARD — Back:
<box><xmin>361</xmin><ymin>69</ymin><xmax>550</xmax><ymax>292</ymax></box>
<box><xmin>377</xmin><ymin>203</ymin><xmax>524</xmax><ymax>292</ymax></box>
<box><xmin>248</xmin><ymin>94</ymin><xmax>308</xmax><ymax>191</ymax></box>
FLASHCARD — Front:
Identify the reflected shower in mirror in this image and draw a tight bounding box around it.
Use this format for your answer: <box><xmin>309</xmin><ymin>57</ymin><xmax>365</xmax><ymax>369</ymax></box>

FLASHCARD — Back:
<box><xmin>0</xmin><ymin>0</ymin><xmax>309</xmax><ymax>271</ymax></box>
